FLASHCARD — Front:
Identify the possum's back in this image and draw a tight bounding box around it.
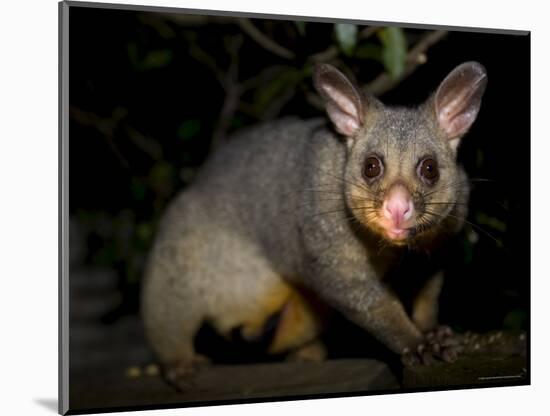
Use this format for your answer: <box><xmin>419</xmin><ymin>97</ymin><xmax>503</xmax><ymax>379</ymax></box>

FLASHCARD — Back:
<box><xmin>192</xmin><ymin>118</ymin><xmax>323</xmax><ymax>231</ymax></box>
<box><xmin>155</xmin><ymin>117</ymin><xmax>333</xmax><ymax>274</ymax></box>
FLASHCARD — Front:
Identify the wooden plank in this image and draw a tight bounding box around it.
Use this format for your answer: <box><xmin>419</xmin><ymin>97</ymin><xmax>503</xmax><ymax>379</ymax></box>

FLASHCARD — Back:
<box><xmin>403</xmin><ymin>354</ymin><xmax>528</xmax><ymax>389</ymax></box>
<box><xmin>69</xmin><ymin>359</ymin><xmax>399</xmax><ymax>412</ymax></box>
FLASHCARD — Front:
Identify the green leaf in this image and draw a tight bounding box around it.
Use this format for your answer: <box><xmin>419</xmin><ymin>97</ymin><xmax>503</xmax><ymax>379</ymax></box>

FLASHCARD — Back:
<box><xmin>503</xmin><ymin>308</ymin><xmax>527</xmax><ymax>331</ymax></box>
<box><xmin>142</xmin><ymin>49</ymin><xmax>172</xmax><ymax>70</ymax></box>
<box><xmin>378</xmin><ymin>27</ymin><xmax>407</xmax><ymax>79</ymax></box>
<box><xmin>231</xmin><ymin>115</ymin><xmax>245</xmax><ymax>130</ymax></box>
<box><xmin>131</xmin><ymin>177</ymin><xmax>147</xmax><ymax>201</ymax></box>
<box><xmin>177</xmin><ymin>120</ymin><xmax>201</xmax><ymax>141</ymax></box>
<box><xmin>149</xmin><ymin>161</ymin><xmax>175</xmax><ymax>197</ymax></box>
<box><xmin>355</xmin><ymin>43</ymin><xmax>382</xmax><ymax>61</ymax></box>
<box><xmin>150</xmin><ymin>161</ymin><xmax>174</xmax><ymax>183</ymax></box>
<box><xmin>334</xmin><ymin>24</ymin><xmax>358</xmax><ymax>57</ymax></box>
<box><xmin>476</xmin><ymin>148</ymin><xmax>485</xmax><ymax>168</ymax></box>
<box><xmin>294</xmin><ymin>21</ymin><xmax>306</xmax><ymax>36</ymax></box>
<box><xmin>462</xmin><ymin>236</ymin><xmax>474</xmax><ymax>265</ymax></box>
<box><xmin>136</xmin><ymin>222</ymin><xmax>153</xmax><ymax>244</ymax></box>
<box><xmin>93</xmin><ymin>243</ymin><xmax>117</xmax><ymax>266</ymax></box>
<box><xmin>127</xmin><ymin>42</ymin><xmax>172</xmax><ymax>71</ymax></box>
<box><xmin>474</xmin><ymin>211</ymin><xmax>507</xmax><ymax>233</ymax></box>
<box><xmin>253</xmin><ymin>68</ymin><xmax>302</xmax><ymax>114</ymax></box>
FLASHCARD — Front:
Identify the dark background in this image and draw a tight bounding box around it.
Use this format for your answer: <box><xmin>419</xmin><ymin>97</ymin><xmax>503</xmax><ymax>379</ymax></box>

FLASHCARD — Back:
<box><xmin>68</xmin><ymin>5</ymin><xmax>529</xmax><ymax>373</ymax></box>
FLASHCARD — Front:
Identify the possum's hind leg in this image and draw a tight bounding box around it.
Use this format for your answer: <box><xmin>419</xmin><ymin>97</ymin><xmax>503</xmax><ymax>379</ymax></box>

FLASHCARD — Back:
<box><xmin>141</xmin><ymin>243</ymin><xmax>211</xmax><ymax>390</ymax></box>
<box><xmin>142</xmin><ymin>221</ymin><xmax>300</xmax><ymax>390</ymax></box>
<box><xmin>267</xmin><ymin>288</ymin><xmax>327</xmax><ymax>361</ymax></box>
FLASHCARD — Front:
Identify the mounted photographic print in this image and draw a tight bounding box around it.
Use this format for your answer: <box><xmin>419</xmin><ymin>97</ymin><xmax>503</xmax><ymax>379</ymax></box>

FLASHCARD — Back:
<box><xmin>59</xmin><ymin>1</ymin><xmax>530</xmax><ymax>414</ymax></box>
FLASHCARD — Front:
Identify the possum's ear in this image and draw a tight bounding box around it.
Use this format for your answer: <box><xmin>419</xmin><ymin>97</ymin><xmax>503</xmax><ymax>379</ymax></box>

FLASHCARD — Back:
<box><xmin>434</xmin><ymin>61</ymin><xmax>487</xmax><ymax>146</ymax></box>
<box><xmin>314</xmin><ymin>63</ymin><xmax>365</xmax><ymax>137</ymax></box>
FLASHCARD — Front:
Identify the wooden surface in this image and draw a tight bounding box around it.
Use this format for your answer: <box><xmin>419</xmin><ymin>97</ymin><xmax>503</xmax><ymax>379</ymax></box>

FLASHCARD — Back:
<box><xmin>69</xmin><ymin>352</ymin><xmax>527</xmax><ymax>413</ymax></box>
<box><xmin>69</xmin><ymin>359</ymin><xmax>399</xmax><ymax>412</ymax></box>
<box><xmin>403</xmin><ymin>354</ymin><xmax>527</xmax><ymax>389</ymax></box>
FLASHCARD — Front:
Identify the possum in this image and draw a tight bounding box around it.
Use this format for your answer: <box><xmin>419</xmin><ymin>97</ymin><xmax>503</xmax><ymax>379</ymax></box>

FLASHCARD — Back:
<box><xmin>141</xmin><ymin>61</ymin><xmax>487</xmax><ymax>388</ymax></box>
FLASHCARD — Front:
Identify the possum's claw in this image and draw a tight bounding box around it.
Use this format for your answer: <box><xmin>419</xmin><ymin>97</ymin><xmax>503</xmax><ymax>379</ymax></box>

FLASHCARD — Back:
<box><xmin>164</xmin><ymin>354</ymin><xmax>211</xmax><ymax>391</ymax></box>
<box><xmin>401</xmin><ymin>325</ymin><xmax>464</xmax><ymax>366</ymax></box>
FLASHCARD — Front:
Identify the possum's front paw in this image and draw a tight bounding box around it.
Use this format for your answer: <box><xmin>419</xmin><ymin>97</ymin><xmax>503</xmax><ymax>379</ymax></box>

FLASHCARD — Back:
<box><xmin>164</xmin><ymin>354</ymin><xmax>211</xmax><ymax>391</ymax></box>
<box><xmin>401</xmin><ymin>325</ymin><xmax>464</xmax><ymax>366</ymax></box>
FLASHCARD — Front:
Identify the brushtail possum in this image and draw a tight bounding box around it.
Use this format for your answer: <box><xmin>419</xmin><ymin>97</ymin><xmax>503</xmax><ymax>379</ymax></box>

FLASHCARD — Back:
<box><xmin>142</xmin><ymin>61</ymin><xmax>487</xmax><ymax>387</ymax></box>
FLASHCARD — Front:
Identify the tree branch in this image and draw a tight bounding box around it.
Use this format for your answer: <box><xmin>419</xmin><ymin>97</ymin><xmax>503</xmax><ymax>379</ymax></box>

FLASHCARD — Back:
<box><xmin>186</xmin><ymin>35</ymin><xmax>226</xmax><ymax>88</ymax></box>
<box><xmin>364</xmin><ymin>30</ymin><xmax>448</xmax><ymax>96</ymax></box>
<box><xmin>70</xmin><ymin>107</ymin><xmax>131</xmax><ymax>169</ymax></box>
<box><xmin>70</xmin><ymin>107</ymin><xmax>164</xmax><ymax>168</ymax></box>
<box><xmin>210</xmin><ymin>35</ymin><xmax>245</xmax><ymax>151</ymax></box>
<box><xmin>358</xmin><ymin>26</ymin><xmax>379</xmax><ymax>40</ymax></box>
<box><xmin>237</xmin><ymin>18</ymin><xmax>295</xmax><ymax>60</ymax></box>
<box><xmin>309</xmin><ymin>46</ymin><xmax>339</xmax><ymax>63</ymax></box>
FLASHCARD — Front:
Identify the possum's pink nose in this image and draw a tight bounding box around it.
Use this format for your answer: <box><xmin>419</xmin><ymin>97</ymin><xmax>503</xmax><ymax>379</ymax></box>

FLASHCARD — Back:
<box><xmin>383</xmin><ymin>185</ymin><xmax>414</xmax><ymax>228</ymax></box>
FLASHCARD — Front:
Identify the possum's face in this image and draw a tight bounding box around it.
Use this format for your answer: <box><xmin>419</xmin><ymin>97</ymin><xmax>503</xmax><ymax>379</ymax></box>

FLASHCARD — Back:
<box><xmin>313</xmin><ymin>62</ymin><xmax>487</xmax><ymax>246</ymax></box>
<box><xmin>343</xmin><ymin>108</ymin><xmax>468</xmax><ymax>245</ymax></box>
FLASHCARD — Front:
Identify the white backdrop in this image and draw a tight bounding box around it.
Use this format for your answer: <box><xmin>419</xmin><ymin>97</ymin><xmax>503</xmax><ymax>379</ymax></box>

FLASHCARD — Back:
<box><xmin>0</xmin><ymin>0</ymin><xmax>547</xmax><ymax>415</ymax></box>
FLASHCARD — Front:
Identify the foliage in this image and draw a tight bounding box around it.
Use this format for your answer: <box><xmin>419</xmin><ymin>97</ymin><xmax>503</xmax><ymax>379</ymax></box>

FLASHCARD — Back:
<box><xmin>335</xmin><ymin>23</ymin><xmax>358</xmax><ymax>56</ymax></box>
<box><xmin>378</xmin><ymin>27</ymin><xmax>407</xmax><ymax>79</ymax></box>
<box><xmin>69</xmin><ymin>9</ymin><xmax>526</xmax><ymax>330</ymax></box>
<box><xmin>71</xmin><ymin>16</ymin><xmax>420</xmax><ymax>291</ymax></box>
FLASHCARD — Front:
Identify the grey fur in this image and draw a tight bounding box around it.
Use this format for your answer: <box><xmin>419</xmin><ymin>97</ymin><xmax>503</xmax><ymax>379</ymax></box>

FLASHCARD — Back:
<box><xmin>141</xmin><ymin>62</ymin><xmax>486</xmax><ymax>380</ymax></box>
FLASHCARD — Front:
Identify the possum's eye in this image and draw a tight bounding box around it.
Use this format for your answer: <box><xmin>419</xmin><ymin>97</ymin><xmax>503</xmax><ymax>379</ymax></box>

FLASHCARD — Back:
<box><xmin>418</xmin><ymin>158</ymin><xmax>439</xmax><ymax>184</ymax></box>
<box><xmin>364</xmin><ymin>156</ymin><xmax>383</xmax><ymax>179</ymax></box>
